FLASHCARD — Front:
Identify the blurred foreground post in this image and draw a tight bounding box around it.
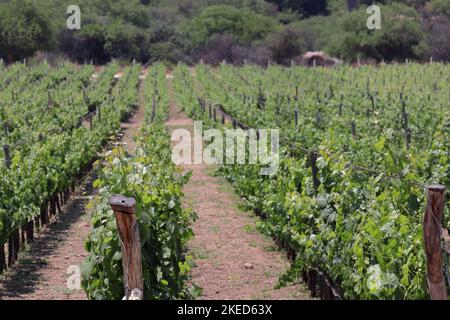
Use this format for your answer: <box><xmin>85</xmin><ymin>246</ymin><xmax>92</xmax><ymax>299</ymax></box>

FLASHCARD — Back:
<box><xmin>423</xmin><ymin>185</ymin><xmax>447</xmax><ymax>300</ymax></box>
<box><xmin>109</xmin><ymin>195</ymin><xmax>144</xmax><ymax>300</ymax></box>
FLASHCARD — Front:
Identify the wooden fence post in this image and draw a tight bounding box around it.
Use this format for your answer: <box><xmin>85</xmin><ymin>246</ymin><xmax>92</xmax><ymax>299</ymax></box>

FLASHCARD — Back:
<box><xmin>275</xmin><ymin>94</ymin><xmax>280</xmax><ymax>115</ymax></box>
<box><xmin>423</xmin><ymin>185</ymin><xmax>447</xmax><ymax>300</ymax></box>
<box><xmin>48</xmin><ymin>91</ymin><xmax>52</xmax><ymax>107</ymax></box>
<box><xmin>309</xmin><ymin>151</ymin><xmax>320</xmax><ymax>190</ymax></box>
<box><xmin>201</xmin><ymin>100</ymin><xmax>205</xmax><ymax>113</ymax></box>
<box><xmin>109</xmin><ymin>195</ymin><xmax>144</xmax><ymax>300</ymax></box>
<box><xmin>151</xmin><ymin>98</ymin><xmax>156</xmax><ymax>123</ymax></box>
<box><xmin>3</xmin><ymin>144</ymin><xmax>11</xmax><ymax>169</ymax></box>
<box><xmin>316</xmin><ymin>113</ymin><xmax>322</xmax><ymax>127</ymax></box>
<box><xmin>83</xmin><ymin>89</ymin><xmax>89</xmax><ymax>107</ymax></box>
<box><xmin>351</xmin><ymin>121</ymin><xmax>357</xmax><ymax>138</ymax></box>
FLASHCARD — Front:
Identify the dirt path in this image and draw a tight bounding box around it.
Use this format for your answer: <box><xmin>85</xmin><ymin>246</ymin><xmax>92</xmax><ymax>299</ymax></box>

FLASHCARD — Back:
<box><xmin>0</xmin><ymin>71</ymin><xmax>147</xmax><ymax>300</ymax></box>
<box><xmin>165</xmin><ymin>76</ymin><xmax>310</xmax><ymax>300</ymax></box>
<box><xmin>121</xmin><ymin>70</ymin><xmax>147</xmax><ymax>153</ymax></box>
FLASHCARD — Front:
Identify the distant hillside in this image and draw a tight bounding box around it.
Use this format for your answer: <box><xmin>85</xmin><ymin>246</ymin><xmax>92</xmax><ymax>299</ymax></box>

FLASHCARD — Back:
<box><xmin>0</xmin><ymin>0</ymin><xmax>448</xmax><ymax>65</ymax></box>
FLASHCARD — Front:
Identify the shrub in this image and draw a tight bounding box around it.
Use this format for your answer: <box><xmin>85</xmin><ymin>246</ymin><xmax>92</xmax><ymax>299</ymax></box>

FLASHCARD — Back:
<box><xmin>266</xmin><ymin>26</ymin><xmax>312</xmax><ymax>65</ymax></box>
<box><xmin>186</xmin><ymin>5</ymin><xmax>280</xmax><ymax>49</ymax></box>
<box><xmin>0</xmin><ymin>0</ymin><xmax>54</xmax><ymax>63</ymax></box>
<box><xmin>326</xmin><ymin>3</ymin><xmax>429</xmax><ymax>62</ymax></box>
<box><xmin>427</xmin><ymin>0</ymin><xmax>450</xmax><ymax>18</ymax></box>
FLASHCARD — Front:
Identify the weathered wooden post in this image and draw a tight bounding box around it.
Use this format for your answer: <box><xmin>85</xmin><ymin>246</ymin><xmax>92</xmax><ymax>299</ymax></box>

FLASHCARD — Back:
<box><xmin>83</xmin><ymin>89</ymin><xmax>89</xmax><ymax>107</ymax></box>
<box><xmin>316</xmin><ymin>113</ymin><xmax>322</xmax><ymax>127</ymax></box>
<box><xmin>48</xmin><ymin>91</ymin><xmax>52</xmax><ymax>107</ymax></box>
<box><xmin>109</xmin><ymin>195</ymin><xmax>144</xmax><ymax>300</ymax></box>
<box><xmin>351</xmin><ymin>121</ymin><xmax>357</xmax><ymax>138</ymax></box>
<box><xmin>197</xmin><ymin>97</ymin><xmax>202</xmax><ymax>111</ymax></box>
<box><xmin>369</xmin><ymin>94</ymin><xmax>375</xmax><ymax>111</ymax></box>
<box><xmin>309</xmin><ymin>151</ymin><xmax>320</xmax><ymax>190</ymax></box>
<box><xmin>401</xmin><ymin>103</ymin><xmax>411</xmax><ymax>149</ymax></box>
<box><xmin>151</xmin><ymin>97</ymin><xmax>156</xmax><ymax>123</ymax></box>
<box><xmin>423</xmin><ymin>185</ymin><xmax>447</xmax><ymax>300</ymax></box>
<box><xmin>275</xmin><ymin>94</ymin><xmax>280</xmax><ymax>115</ymax></box>
<box><xmin>3</xmin><ymin>145</ymin><xmax>11</xmax><ymax>169</ymax></box>
<box><xmin>294</xmin><ymin>109</ymin><xmax>299</xmax><ymax>129</ymax></box>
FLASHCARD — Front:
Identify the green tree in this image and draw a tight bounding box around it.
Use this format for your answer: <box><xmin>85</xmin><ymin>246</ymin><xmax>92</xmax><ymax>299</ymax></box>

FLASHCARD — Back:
<box><xmin>427</xmin><ymin>0</ymin><xmax>450</xmax><ymax>18</ymax></box>
<box><xmin>327</xmin><ymin>3</ymin><xmax>429</xmax><ymax>61</ymax></box>
<box><xmin>266</xmin><ymin>26</ymin><xmax>309</xmax><ymax>64</ymax></box>
<box><xmin>0</xmin><ymin>0</ymin><xmax>54</xmax><ymax>63</ymax></box>
<box><xmin>186</xmin><ymin>5</ymin><xmax>279</xmax><ymax>48</ymax></box>
<box><xmin>104</xmin><ymin>21</ymin><xmax>146</xmax><ymax>60</ymax></box>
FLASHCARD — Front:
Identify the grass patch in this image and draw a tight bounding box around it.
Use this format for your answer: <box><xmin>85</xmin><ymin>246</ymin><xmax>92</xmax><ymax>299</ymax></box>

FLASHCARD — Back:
<box><xmin>243</xmin><ymin>224</ymin><xmax>256</xmax><ymax>234</ymax></box>
<box><xmin>191</xmin><ymin>245</ymin><xmax>212</xmax><ymax>260</ymax></box>
<box><xmin>209</xmin><ymin>225</ymin><xmax>221</xmax><ymax>234</ymax></box>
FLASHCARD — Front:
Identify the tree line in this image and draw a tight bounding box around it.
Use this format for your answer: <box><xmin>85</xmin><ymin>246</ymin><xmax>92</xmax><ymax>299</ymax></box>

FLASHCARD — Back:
<box><xmin>0</xmin><ymin>0</ymin><xmax>449</xmax><ymax>65</ymax></box>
